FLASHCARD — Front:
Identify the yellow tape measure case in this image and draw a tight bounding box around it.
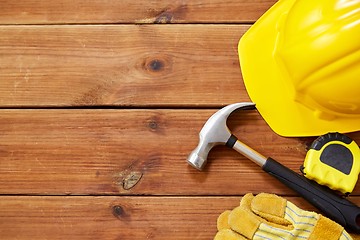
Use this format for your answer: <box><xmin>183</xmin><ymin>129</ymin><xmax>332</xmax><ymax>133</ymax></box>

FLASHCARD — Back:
<box><xmin>302</xmin><ymin>133</ymin><xmax>360</xmax><ymax>194</ymax></box>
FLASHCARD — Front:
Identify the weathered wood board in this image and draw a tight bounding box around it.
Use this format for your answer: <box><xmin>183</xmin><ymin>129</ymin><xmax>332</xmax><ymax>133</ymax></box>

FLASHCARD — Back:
<box><xmin>0</xmin><ymin>109</ymin><xmax>316</xmax><ymax>195</ymax></box>
<box><xmin>2</xmin><ymin>195</ymin><xmax>357</xmax><ymax>240</ymax></box>
<box><xmin>0</xmin><ymin>0</ymin><xmax>277</xmax><ymax>24</ymax></box>
<box><xmin>0</xmin><ymin>25</ymin><xmax>250</xmax><ymax>107</ymax></box>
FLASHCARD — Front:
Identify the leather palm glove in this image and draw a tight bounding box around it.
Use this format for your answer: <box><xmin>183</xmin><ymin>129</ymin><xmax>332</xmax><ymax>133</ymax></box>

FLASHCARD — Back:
<box><xmin>215</xmin><ymin>193</ymin><xmax>359</xmax><ymax>240</ymax></box>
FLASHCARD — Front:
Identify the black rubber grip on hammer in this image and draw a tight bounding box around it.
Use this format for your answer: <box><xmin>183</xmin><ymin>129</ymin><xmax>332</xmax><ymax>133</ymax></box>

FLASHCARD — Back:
<box><xmin>226</xmin><ymin>134</ymin><xmax>238</xmax><ymax>148</ymax></box>
<box><xmin>263</xmin><ymin>157</ymin><xmax>360</xmax><ymax>232</ymax></box>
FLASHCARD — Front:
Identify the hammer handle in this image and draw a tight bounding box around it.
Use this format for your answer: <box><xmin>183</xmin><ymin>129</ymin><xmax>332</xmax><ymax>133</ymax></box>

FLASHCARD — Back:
<box><xmin>263</xmin><ymin>157</ymin><xmax>360</xmax><ymax>233</ymax></box>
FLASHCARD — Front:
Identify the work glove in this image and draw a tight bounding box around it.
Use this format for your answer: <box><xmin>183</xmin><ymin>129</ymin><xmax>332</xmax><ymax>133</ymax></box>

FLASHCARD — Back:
<box><xmin>215</xmin><ymin>193</ymin><xmax>360</xmax><ymax>240</ymax></box>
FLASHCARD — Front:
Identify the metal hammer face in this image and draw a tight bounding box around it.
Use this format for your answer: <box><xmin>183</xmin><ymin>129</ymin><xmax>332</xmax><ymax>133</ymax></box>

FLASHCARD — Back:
<box><xmin>186</xmin><ymin>102</ymin><xmax>256</xmax><ymax>170</ymax></box>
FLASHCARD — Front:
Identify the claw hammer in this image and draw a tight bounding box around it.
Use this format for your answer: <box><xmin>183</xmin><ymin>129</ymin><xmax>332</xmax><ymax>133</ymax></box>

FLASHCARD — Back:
<box><xmin>187</xmin><ymin>102</ymin><xmax>360</xmax><ymax>233</ymax></box>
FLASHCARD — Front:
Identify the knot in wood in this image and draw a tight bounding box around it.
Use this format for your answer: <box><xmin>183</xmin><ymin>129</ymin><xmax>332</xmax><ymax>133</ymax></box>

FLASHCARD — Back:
<box><xmin>112</xmin><ymin>205</ymin><xmax>124</xmax><ymax>216</ymax></box>
<box><xmin>123</xmin><ymin>171</ymin><xmax>143</xmax><ymax>190</ymax></box>
<box><xmin>146</xmin><ymin>59</ymin><xmax>165</xmax><ymax>72</ymax></box>
<box><xmin>155</xmin><ymin>14</ymin><xmax>172</xmax><ymax>23</ymax></box>
<box><xmin>149</xmin><ymin>121</ymin><xmax>157</xmax><ymax>130</ymax></box>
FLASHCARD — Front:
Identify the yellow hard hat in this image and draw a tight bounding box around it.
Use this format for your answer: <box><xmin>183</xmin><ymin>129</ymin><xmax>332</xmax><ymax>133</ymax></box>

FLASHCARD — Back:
<box><xmin>239</xmin><ymin>0</ymin><xmax>360</xmax><ymax>137</ymax></box>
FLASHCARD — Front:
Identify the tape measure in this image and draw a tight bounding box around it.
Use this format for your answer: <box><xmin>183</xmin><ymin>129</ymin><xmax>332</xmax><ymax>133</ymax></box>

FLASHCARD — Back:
<box><xmin>301</xmin><ymin>132</ymin><xmax>360</xmax><ymax>194</ymax></box>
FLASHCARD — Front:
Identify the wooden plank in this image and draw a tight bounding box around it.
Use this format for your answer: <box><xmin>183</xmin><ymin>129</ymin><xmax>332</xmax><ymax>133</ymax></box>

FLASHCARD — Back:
<box><xmin>1</xmin><ymin>195</ymin><xmax>358</xmax><ymax>239</ymax></box>
<box><xmin>0</xmin><ymin>24</ymin><xmax>250</xmax><ymax>107</ymax></box>
<box><xmin>0</xmin><ymin>0</ymin><xmax>276</xmax><ymax>24</ymax></box>
<box><xmin>1</xmin><ymin>108</ymin><xmax>360</xmax><ymax>196</ymax></box>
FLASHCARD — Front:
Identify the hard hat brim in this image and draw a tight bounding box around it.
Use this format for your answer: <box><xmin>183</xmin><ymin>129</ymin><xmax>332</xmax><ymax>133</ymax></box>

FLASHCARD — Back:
<box><xmin>239</xmin><ymin>0</ymin><xmax>360</xmax><ymax>137</ymax></box>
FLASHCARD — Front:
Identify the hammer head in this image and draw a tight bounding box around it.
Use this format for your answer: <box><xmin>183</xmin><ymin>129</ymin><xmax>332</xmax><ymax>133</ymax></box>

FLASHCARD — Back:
<box><xmin>187</xmin><ymin>102</ymin><xmax>256</xmax><ymax>170</ymax></box>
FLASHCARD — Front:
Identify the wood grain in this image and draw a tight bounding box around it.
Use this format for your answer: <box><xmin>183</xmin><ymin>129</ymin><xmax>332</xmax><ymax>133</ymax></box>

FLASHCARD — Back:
<box><xmin>1</xmin><ymin>108</ymin><xmax>360</xmax><ymax>196</ymax></box>
<box><xmin>0</xmin><ymin>0</ymin><xmax>276</xmax><ymax>24</ymax></box>
<box><xmin>2</xmin><ymin>1</ymin><xmax>360</xmax><ymax>238</ymax></box>
<box><xmin>0</xmin><ymin>24</ymin><xmax>250</xmax><ymax>107</ymax></box>
<box><xmin>1</xmin><ymin>195</ymin><xmax>359</xmax><ymax>239</ymax></box>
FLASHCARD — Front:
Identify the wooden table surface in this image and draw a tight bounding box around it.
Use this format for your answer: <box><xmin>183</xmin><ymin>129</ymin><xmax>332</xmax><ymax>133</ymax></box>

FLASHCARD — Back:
<box><xmin>1</xmin><ymin>1</ymin><xmax>360</xmax><ymax>239</ymax></box>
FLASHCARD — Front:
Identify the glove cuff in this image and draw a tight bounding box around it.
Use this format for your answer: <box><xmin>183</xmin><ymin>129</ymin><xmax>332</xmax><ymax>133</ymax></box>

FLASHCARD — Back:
<box><xmin>309</xmin><ymin>215</ymin><xmax>343</xmax><ymax>240</ymax></box>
